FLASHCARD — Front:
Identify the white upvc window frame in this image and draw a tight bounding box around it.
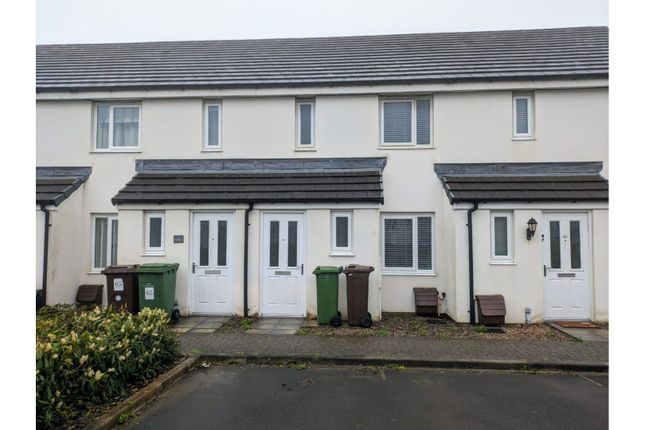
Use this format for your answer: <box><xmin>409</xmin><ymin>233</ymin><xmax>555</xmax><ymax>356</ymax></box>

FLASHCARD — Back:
<box><xmin>512</xmin><ymin>94</ymin><xmax>534</xmax><ymax>139</ymax></box>
<box><xmin>331</xmin><ymin>211</ymin><xmax>353</xmax><ymax>255</ymax></box>
<box><xmin>381</xmin><ymin>213</ymin><xmax>435</xmax><ymax>275</ymax></box>
<box><xmin>94</xmin><ymin>104</ymin><xmax>142</xmax><ymax>151</ymax></box>
<box><xmin>91</xmin><ymin>214</ymin><xmax>118</xmax><ymax>271</ymax></box>
<box><xmin>490</xmin><ymin>211</ymin><xmax>514</xmax><ymax>262</ymax></box>
<box><xmin>203</xmin><ymin>102</ymin><xmax>223</xmax><ymax>150</ymax></box>
<box><xmin>296</xmin><ymin>100</ymin><xmax>315</xmax><ymax>149</ymax></box>
<box><xmin>380</xmin><ymin>97</ymin><xmax>433</xmax><ymax>147</ymax></box>
<box><xmin>144</xmin><ymin>212</ymin><xmax>165</xmax><ymax>255</ymax></box>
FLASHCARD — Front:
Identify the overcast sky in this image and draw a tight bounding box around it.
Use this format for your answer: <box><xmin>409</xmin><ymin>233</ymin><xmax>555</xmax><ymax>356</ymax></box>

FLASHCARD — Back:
<box><xmin>36</xmin><ymin>0</ymin><xmax>607</xmax><ymax>44</ymax></box>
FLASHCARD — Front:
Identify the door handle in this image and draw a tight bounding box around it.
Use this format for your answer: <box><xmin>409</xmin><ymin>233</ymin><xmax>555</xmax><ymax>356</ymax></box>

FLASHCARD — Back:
<box><xmin>300</xmin><ymin>264</ymin><xmax>304</xmax><ymax>275</ymax></box>
<box><xmin>192</xmin><ymin>262</ymin><xmax>196</xmax><ymax>274</ymax></box>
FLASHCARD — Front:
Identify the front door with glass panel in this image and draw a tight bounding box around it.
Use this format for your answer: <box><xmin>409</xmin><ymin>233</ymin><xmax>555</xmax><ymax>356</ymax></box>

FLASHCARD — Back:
<box><xmin>543</xmin><ymin>213</ymin><xmax>590</xmax><ymax>320</ymax></box>
<box><xmin>261</xmin><ymin>213</ymin><xmax>305</xmax><ymax>316</ymax></box>
<box><xmin>191</xmin><ymin>213</ymin><xmax>234</xmax><ymax>314</ymax></box>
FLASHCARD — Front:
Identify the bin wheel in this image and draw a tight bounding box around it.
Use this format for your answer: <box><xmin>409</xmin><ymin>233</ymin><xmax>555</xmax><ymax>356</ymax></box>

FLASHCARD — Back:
<box><xmin>171</xmin><ymin>309</ymin><xmax>181</xmax><ymax>323</ymax></box>
<box><xmin>330</xmin><ymin>313</ymin><xmax>342</xmax><ymax>327</ymax></box>
<box><xmin>360</xmin><ymin>313</ymin><xmax>372</xmax><ymax>328</ymax></box>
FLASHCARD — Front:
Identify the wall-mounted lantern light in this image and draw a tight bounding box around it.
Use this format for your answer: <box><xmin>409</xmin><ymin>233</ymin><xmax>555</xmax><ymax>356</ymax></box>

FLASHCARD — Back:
<box><xmin>526</xmin><ymin>217</ymin><xmax>538</xmax><ymax>240</ymax></box>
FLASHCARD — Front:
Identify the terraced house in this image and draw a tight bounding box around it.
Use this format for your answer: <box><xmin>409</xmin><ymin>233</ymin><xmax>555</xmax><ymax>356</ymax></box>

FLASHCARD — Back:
<box><xmin>36</xmin><ymin>26</ymin><xmax>608</xmax><ymax>324</ymax></box>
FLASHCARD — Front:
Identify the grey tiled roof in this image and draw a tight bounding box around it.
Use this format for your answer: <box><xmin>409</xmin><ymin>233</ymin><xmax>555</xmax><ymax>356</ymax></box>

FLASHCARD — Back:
<box><xmin>434</xmin><ymin>162</ymin><xmax>608</xmax><ymax>204</ymax></box>
<box><xmin>36</xmin><ymin>167</ymin><xmax>91</xmax><ymax>206</ymax></box>
<box><xmin>36</xmin><ymin>27</ymin><xmax>608</xmax><ymax>92</ymax></box>
<box><xmin>113</xmin><ymin>158</ymin><xmax>386</xmax><ymax>204</ymax></box>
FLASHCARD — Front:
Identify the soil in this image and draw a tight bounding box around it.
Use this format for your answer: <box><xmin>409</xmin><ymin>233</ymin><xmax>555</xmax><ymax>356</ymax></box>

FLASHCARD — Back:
<box><xmin>297</xmin><ymin>313</ymin><xmax>573</xmax><ymax>341</ymax></box>
<box><xmin>217</xmin><ymin>316</ymin><xmax>259</xmax><ymax>334</ymax></box>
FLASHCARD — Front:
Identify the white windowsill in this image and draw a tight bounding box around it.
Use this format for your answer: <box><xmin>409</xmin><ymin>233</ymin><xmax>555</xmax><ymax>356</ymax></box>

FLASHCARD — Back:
<box><xmin>202</xmin><ymin>148</ymin><xmax>223</xmax><ymax>152</ymax></box>
<box><xmin>378</xmin><ymin>145</ymin><xmax>434</xmax><ymax>150</ymax></box>
<box><xmin>511</xmin><ymin>137</ymin><xmax>536</xmax><ymax>141</ymax></box>
<box><xmin>489</xmin><ymin>261</ymin><xmax>516</xmax><ymax>266</ymax></box>
<box><xmin>142</xmin><ymin>252</ymin><xmax>166</xmax><ymax>257</ymax></box>
<box><xmin>329</xmin><ymin>251</ymin><xmax>355</xmax><ymax>257</ymax></box>
<box><xmin>87</xmin><ymin>271</ymin><xmax>103</xmax><ymax>275</ymax></box>
<box><xmin>295</xmin><ymin>147</ymin><xmax>317</xmax><ymax>152</ymax></box>
<box><xmin>382</xmin><ymin>271</ymin><xmax>437</xmax><ymax>277</ymax></box>
<box><xmin>91</xmin><ymin>149</ymin><xmax>143</xmax><ymax>153</ymax></box>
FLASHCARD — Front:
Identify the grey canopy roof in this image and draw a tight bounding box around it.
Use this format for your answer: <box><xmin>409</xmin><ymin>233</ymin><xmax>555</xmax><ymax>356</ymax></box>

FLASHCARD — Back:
<box><xmin>36</xmin><ymin>26</ymin><xmax>608</xmax><ymax>92</ymax></box>
<box><xmin>112</xmin><ymin>158</ymin><xmax>386</xmax><ymax>205</ymax></box>
<box><xmin>434</xmin><ymin>162</ymin><xmax>608</xmax><ymax>204</ymax></box>
<box><xmin>36</xmin><ymin>167</ymin><xmax>91</xmax><ymax>206</ymax></box>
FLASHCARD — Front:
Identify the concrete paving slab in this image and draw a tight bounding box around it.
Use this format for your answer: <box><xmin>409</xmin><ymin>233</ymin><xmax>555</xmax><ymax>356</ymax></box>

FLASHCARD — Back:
<box><xmin>191</xmin><ymin>328</ymin><xmax>216</xmax><ymax>334</ymax></box>
<box><xmin>270</xmin><ymin>329</ymin><xmax>299</xmax><ymax>335</ymax></box>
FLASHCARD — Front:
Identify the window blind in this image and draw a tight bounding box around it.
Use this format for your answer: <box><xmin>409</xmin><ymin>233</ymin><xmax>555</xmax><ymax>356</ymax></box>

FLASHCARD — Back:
<box><xmin>110</xmin><ymin>219</ymin><xmax>118</xmax><ymax>265</ymax></box>
<box><xmin>494</xmin><ymin>217</ymin><xmax>508</xmax><ymax>256</ymax></box>
<box><xmin>515</xmin><ymin>98</ymin><xmax>529</xmax><ymax>135</ymax></box>
<box><xmin>113</xmin><ymin>107</ymin><xmax>139</xmax><ymax>147</ymax></box>
<box><xmin>417</xmin><ymin>216</ymin><xmax>432</xmax><ymax>270</ymax></box>
<box><xmin>383</xmin><ymin>101</ymin><xmax>412</xmax><ymax>143</ymax></box>
<box><xmin>416</xmin><ymin>99</ymin><xmax>431</xmax><ymax>145</ymax></box>
<box><xmin>384</xmin><ymin>218</ymin><xmax>413</xmax><ymax>267</ymax></box>
<box><xmin>94</xmin><ymin>217</ymin><xmax>108</xmax><ymax>269</ymax></box>
<box><xmin>96</xmin><ymin>106</ymin><xmax>110</xmax><ymax>149</ymax></box>
<box><xmin>207</xmin><ymin>105</ymin><xmax>220</xmax><ymax>147</ymax></box>
<box><xmin>299</xmin><ymin>104</ymin><xmax>312</xmax><ymax>145</ymax></box>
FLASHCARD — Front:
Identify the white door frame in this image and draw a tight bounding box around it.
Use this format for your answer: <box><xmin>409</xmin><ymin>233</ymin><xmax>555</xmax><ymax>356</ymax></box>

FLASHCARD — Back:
<box><xmin>542</xmin><ymin>211</ymin><xmax>592</xmax><ymax>321</ymax></box>
<box><xmin>259</xmin><ymin>211</ymin><xmax>306</xmax><ymax>317</ymax></box>
<box><xmin>189</xmin><ymin>211</ymin><xmax>235</xmax><ymax>315</ymax></box>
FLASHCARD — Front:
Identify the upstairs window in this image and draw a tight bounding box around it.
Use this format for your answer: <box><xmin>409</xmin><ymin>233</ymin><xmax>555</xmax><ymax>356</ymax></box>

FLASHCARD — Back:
<box><xmin>297</xmin><ymin>101</ymin><xmax>315</xmax><ymax>148</ymax></box>
<box><xmin>381</xmin><ymin>98</ymin><xmax>432</xmax><ymax>146</ymax></box>
<box><xmin>513</xmin><ymin>94</ymin><xmax>534</xmax><ymax>138</ymax></box>
<box><xmin>491</xmin><ymin>212</ymin><xmax>513</xmax><ymax>261</ymax></box>
<box><xmin>204</xmin><ymin>102</ymin><xmax>222</xmax><ymax>149</ymax></box>
<box><xmin>95</xmin><ymin>105</ymin><xmax>141</xmax><ymax>150</ymax></box>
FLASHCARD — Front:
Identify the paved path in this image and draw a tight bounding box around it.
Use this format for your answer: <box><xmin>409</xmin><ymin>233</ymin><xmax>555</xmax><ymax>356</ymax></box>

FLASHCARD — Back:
<box><xmin>178</xmin><ymin>332</ymin><xmax>608</xmax><ymax>370</ymax></box>
<box><xmin>126</xmin><ymin>366</ymin><xmax>608</xmax><ymax>430</ymax></box>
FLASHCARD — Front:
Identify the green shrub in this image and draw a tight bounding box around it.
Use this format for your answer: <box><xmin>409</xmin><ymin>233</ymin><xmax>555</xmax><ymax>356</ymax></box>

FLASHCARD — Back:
<box><xmin>36</xmin><ymin>305</ymin><xmax>179</xmax><ymax>428</ymax></box>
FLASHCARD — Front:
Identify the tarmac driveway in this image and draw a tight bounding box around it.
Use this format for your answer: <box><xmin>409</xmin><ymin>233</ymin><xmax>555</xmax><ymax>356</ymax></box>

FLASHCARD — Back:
<box><xmin>126</xmin><ymin>365</ymin><xmax>608</xmax><ymax>430</ymax></box>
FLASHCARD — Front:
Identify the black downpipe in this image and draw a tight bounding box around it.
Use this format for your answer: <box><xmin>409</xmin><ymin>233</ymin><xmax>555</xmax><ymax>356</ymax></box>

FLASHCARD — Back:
<box><xmin>243</xmin><ymin>202</ymin><xmax>254</xmax><ymax>318</ymax></box>
<box><xmin>39</xmin><ymin>204</ymin><xmax>51</xmax><ymax>308</ymax></box>
<box><xmin>467</xmin><ymin>202</ymin><xmax>479</xmax><ymax>325</ymax></box>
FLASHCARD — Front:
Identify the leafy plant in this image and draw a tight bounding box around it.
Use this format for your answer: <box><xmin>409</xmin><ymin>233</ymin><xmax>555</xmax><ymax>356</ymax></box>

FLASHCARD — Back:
<box><xmin>375</xmin><ymin>329</ymin><xmax>388</xmax><ymax>337</ymax></box>
<box><xmin>36</xmin><ymin>305</ymin><xmax>179</xmax><ymax>428</ymax></box>
<box><xmin>239</xmin><ymin>319</ymin><xmax>253</xmax><ymax>330</ymax></box>
<box><xmin>473</xmin><ymin>325</ymin><xmax>488</xmax><ymax>333</ymax></box>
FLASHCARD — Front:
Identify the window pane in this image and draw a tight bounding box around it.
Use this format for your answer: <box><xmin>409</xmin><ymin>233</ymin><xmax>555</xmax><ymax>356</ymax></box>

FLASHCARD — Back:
<box><xmin>96</xmin><ymin>106</ymin><xmax>110</xmax><ymax>149</ymax></box>
<box><xmin>494</xmin><ymin>217</ymin><xmax>508</xmax><ymax>256</ymax></box>
<box><xmin>384</xmin><ymin>218</ymin><xmax>413</xmax><ymax>267</ymax></box>
<box><xmin>110</xmin><ymin>219</ymin><xmax>118</xmax><ymax>265</ymax></box>
<box><xmin>199</xmin><ymin>220</ymin><xmax>209</xmax><ymax>266</ymax></box>
<box><xmin>269</xmin><ymin>221</ymin><xmax>279</xmax><ymax>267</ymax></box>
<box><xmin>550</xmin><ymin>221</ymin><xmax>561</xmax><ymax>269</ymax></box>
<box><xmin>94</xmin><ymin>217</ymin><xmax>108</xmax><ymax>269</ymax></box>
<box><xmin>417</xmin><ymin>216</ymin><xmax>432</xmax><ymax>270</ymax></box>
<box><xmin>299</xmin><ymin>104</ymin><xmax>312</xmax><ymax>145</ymax></box>
<box><xmin>515</xmin><ymin>98</ymin><xmax>529</xmax><ymax>134</ymax></box>
<box><xmin>149</xmin><ymin>217</ymin><xmax>162</xmax><ymax>248</ymax></box>
<box><xmin>335</xmin><ymin>216</ymin><xmax>349</xmax><ymax>248</ymax></box>
<box><xmin>416</xmin><ymin>99</ymin><xmax>431</xmax><ymax>144</ymax></box>
<box><xmin>113</xmin><ymin>107</ymin><xmax>139</xmax><ymax>147</ymax></box>
<box><xmin>383</xmin><ymin>101</ymin><xmax>412</xmax><ymax>143</ymax></box>
<box><xmin>288</xmin><ymin>221</ymin><xmax>298</xmax><ymax>267</ymax></box>
<box><xmin>207</xmin><ymin>105</ymin><xmax>220</xmax><ymax>147</ymax></box>
<box><xmin>570</xmin><ymin>221</ymin><xmax>581</xmax><ymax>269</ymax></box>
<box><xmin>217</xmin><ymin>220</ymin><xmax>227</xmax><ymax>266</ymax></box>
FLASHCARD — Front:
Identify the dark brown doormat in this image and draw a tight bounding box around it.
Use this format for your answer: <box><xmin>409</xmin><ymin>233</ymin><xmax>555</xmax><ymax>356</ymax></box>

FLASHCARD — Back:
<box><xmin>554</xmin><ymin>321</ymin><xmax>601</xmax><ymax>329</ymax></box>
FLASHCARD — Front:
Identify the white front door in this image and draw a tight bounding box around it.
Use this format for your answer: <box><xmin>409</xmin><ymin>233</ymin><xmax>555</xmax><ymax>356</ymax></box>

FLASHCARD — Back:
<box><xmin>261</xmin><ymin>213</ymin><xmax>305</xmax><ymax>316</ymax></box>
<box><xmin>191</xmin><ymin>213</ymin><xmax>234</xmax><ymax>314</ymax></box>
<box><xmin>543</xmin><ymin>213</ymin><xmax>591</xmax><ymax>320</ymax></box>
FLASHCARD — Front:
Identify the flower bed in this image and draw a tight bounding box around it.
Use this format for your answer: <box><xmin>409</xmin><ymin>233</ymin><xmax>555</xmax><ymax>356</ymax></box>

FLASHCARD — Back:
<box><xmin>36</xmin><ymin>305</ymin><xmax>180</xmax><ymax>428</ymax></box>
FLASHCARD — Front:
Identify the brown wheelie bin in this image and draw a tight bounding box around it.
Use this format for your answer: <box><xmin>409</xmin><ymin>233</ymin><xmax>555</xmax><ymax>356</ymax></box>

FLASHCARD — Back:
<box><xmin>101</xmin><ymin>265</ymin><xmax>139</xmax><ymax>313</ymax></box>
<box><xmin>344</xmin><ymin>264</ymin><xmax>375</xmax><ymax>327</ymax></box>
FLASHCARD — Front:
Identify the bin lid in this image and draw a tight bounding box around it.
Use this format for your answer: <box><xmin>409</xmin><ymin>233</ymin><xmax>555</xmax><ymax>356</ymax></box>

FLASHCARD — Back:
<box><xmin>101</xmin><ymin>265</ymin><xmax>138</xmax><ymax>274</ymax></box>
<box><xmin>312</xmin><ymin>265</ymin><xmax>344</xmax><ymax>275</ymax></box>
<box><xmin>343</xmin><ymin>264</ymin><xmax>374</xmax><ymax>274</ymax></box>
<box><xmin>136</xmin><ymin>263</ymin><xmax>180</xmax><ymax>273</ymax></box>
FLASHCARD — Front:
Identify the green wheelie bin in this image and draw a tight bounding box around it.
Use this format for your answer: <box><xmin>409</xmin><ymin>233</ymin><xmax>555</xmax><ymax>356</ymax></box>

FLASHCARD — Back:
<box><xmin>312</xmin><ymin>266</ymin><xmax>344</xmax><ymax>326</ymax></box>
<box><xmin>136</xmin><ymin>263</ymin><xmax>180</xmax><ymax>321</ymax></box>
